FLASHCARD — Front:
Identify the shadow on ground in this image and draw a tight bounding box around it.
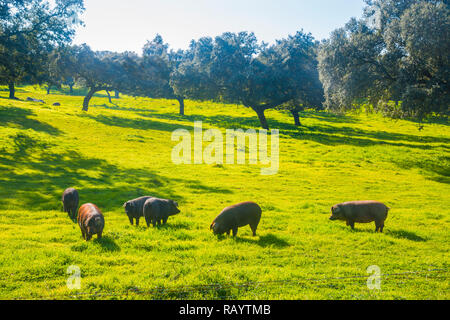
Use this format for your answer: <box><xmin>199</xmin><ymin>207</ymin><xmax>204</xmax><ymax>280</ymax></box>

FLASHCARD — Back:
<box><xmin>78</xmin><ymin>107</ymin><xmax>450</xmax><ymax>184</ymax></box>
<box><xmin>339</xmin><ymin>226</ymin><xmax>429</xmax><ymax>242</ymax></box>
<box><xmin>137</xmin><ymin>110</ymin><xmax>449</xmax><ymax>149</ymax></box>
<box><xmin>0</xmin><ymin>132</ymin><xmax>233</xmax><ymax>211</ymax></box>
<box><xmin>0</xmin><ymin>106</ymin><xmax>61</xmax><ymax>136</ymax></box>
<box><xmin>393</xmin><ymin>156</ymin><xmax>450</xmax><ymax>184</ymax></box>
<box><xmin>386</xmin><ymin>229</ymin><xmax>428</xmax><ymax>242</ymax></box>
<box><xmin>93</xmin><ymin>235</ymin><xmax>121</xmax><ymax>252</ymax></box>
<box><xmin>223</xmin><ymin>233</ymin><xmax>291</xmax><ymax>248</ymax></box>
<box><xmin>80</xmin><ymin>113</ymin><xmax>194</xmax><ymax>132</ymax></box>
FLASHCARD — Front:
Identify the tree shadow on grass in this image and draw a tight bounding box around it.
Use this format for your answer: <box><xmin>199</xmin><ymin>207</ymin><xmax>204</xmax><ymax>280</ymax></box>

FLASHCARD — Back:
<box><xmin>0</xmin><ymin>106</ymin><xmax>61</xmax><ymax>136</ymax></box>
<box><xmin>79</xmin><ymin>113</ymin><xmax>193</xmax><ymax>132</ymax></box>
<box><xmin>393</xmin><ymin>156</ymin><xmax>450</xmax><ymax>184</ymax></box>
<box><xmin>185</xmin><ymin>183</ymin><xmax>233</xmax><ymax>194</ymax></box>
<box><xmin>0</xmin><ymin>133</ymin><xmax>232</xmax><ymax>211</ymax></box>
<box><xmin>80</xmin><ymin>108</ymin><xmax>449</xmax><ymax>183</ymax></box>
<box><xmin>139</xmin><ymin>110</ymin><xmax>449</xmax><ymax>149</ymax></box>
<box><xmin>386</xmin><ymin>230</ymin><xmax>428</xmax><ymax>242</ymax></box>
<box><xmin>93</xmin><ymin>235</ymin><xmax>121</xmax><ymax>252</ymax></box>
<box><xmin>94</xmin><ymin>103</ymin><xmax>157</xmax><ymax>113</ymax></box>
<box><xmin>296</xmin><ymin>123</ymin><xmax>450</xmax><ymax>147</ymax></box>
<box><xmin>303</xmin><ymin>110</ymin><xmax>360</xmax><ymax>124</ymax></box>
<box><xmin>76</xmin><ymin>102</ymin><xmax>448</xmax><ymax>151</ymax></box>
<box><xmin>47</xmin><ymin>87</ymin><xmax>112</xmax><ymax>98</ymax></box>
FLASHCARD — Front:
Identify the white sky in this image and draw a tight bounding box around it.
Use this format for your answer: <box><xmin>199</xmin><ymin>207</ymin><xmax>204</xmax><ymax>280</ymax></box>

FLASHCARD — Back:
<box><xmin>73</xmin><ymin>0</ymin><xmax>365</xmax><ymax>53</ymax></box>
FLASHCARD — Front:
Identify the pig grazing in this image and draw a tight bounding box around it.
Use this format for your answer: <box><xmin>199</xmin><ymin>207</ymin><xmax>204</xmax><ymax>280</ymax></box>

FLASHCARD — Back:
<box><xmin>77</xmin><ymin>203</ymin><xmax>104</xmax><ymax>241</ymax></box>
<box><xmin>123</xmin><ymin>196</ymin><xmax>153</xmax><ymax>226</ymax></box>
<box><xmin>210</xmin><ymin>202</ymin><xmax>262</xmax><ymax>237</ymax></box>
<box><xmin>329</xmin><ymin>200</ymin><xmax>390</xmax><ymax>232</ymax></box>
<box><xmin>143</xmin><ymin>198</ymin><xmax>180</xmax><ymax>227</ymax></box>
<box><xmin>62</xmin><ymin>188</ymin><xmax>79</xmax><ymax>220</ymax></box>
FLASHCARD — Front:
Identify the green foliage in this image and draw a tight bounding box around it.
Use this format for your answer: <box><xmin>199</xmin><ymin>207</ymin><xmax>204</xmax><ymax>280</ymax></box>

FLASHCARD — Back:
<box><xmin>66</xmin><ymin>44</ymin><xmax>137</xmax><ymax>111</ymax></box>
<box><xmin>318</xmin><ymin>0</ymin><xmax>449</xmax><ymax>120</ymax></box>
<box><xmin>0</xmin><ymin>85</ymin><xmax>448</xmax><ymax>299</ymax></box>
<box><xmin>0</xmin><ymin>0</ymin><xmax>85</xmax><ymax>97</ymax></box>
<box><xmin>172</xmin><ymin>31</ymin><xmax>324</xmax><ymax>129</ymax></box>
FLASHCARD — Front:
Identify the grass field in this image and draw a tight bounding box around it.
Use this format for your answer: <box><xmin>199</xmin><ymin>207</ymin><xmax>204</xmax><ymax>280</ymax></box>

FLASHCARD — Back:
<box><xmin>0</xmin><ymin>85</ymin><xmax>448</xmax><ymax>300</ymax></box>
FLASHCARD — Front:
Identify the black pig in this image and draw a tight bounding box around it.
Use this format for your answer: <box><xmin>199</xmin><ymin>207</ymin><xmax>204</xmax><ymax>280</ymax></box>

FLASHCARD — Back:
<box><xmin>62</xmin><ymin>188</ymin><xmax>79</xmax><ymax>220</ymax></box>
<box><xmin>123</xmin><ymin>196</ymin><xmax>153</xmax><ymax>226</ymax></box>
<box><xmin>210</xmin><ymin>202</ymin><xmax>262</xmax><ymax>237</ymax></box>
<box><xmin>330</xmin><ymin>200</ymin><xmax>390</xmax><ymax>232</ymax></box>
<box><xmin>143</xmin><ymin>198</ymin><xmax>180</xmax><ymax>227</ymax></box>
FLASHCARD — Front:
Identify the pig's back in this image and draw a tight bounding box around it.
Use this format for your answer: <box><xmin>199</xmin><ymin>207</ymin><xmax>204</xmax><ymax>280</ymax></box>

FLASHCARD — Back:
<box><xmin>223</xmin><ymin>202</ymin><xmax>262</xmax><ymax>227</ymax></box>
<box><xmin>342</xmin><ymin>201</ymin><xmax>388</xmax><ymax>222</ymax></box>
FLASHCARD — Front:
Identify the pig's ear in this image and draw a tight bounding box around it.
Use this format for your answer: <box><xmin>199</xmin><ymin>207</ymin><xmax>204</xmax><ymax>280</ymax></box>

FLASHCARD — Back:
<box><xmin>210</xmin><ymin>222</ymin><xmax>215</xmax><ymax>230</ymax></box>
<box><xmin>174</xmin><ymin>201</ymin><xmax>179</xmax><ymax>207</ymax></box>
<box><xmin>123</xmin><ymin>202</ymin><xmax>127</xmax><ymax>208</ymax></box>
<box><xmin>334</xmin><ymin>206</ymin><xmax>341</xmax><ymax>213</ymax></box>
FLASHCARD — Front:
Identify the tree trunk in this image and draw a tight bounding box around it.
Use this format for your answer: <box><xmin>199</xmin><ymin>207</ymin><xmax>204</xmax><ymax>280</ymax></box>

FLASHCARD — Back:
<box><xmin>69</xmin><ymin>84</ymin><xmax>73</xmax><ymax>95</ymax></box>
<box><xmin>253</xmin><ymin>107</ymin><xmax>269</xmax><ymax>130</ymax></box>
<box><xmin>106</xmin><ymin>90</ymin><xmax>112</xmax><ymax>103</ymax></box>
<box><xmin>114</xmin><ymin>90</ymin><xmax>119</xmax><ymax>99</ymax></box>
<box><xmin>177</xmin><ymin>97</ymin><xmax>185</xmax><ymax>115</ymax></box>
<box><xmin>82</xmin><ymin>88</ymin><xmax>96</xmax><ymax>111</ymax></box>
<box><xmin>47</xmin><ymin>85</ymin><xmax>51</xmax><ymax>95</ymax></box>
<box><xmin>291</xmin><ymin>109</ymin><xmax>301</xmax><ymax>126</ymax></box>
<box><xmin>8</xmin><ymin>82</ymin><xmax>15</xmax><ymax>99</ymax></box>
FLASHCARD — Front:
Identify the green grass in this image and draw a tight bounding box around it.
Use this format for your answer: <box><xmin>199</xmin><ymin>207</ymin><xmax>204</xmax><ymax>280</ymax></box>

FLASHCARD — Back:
<box><xmin>0</xmin><ymin>85</ymin><xmax>448</xmax><ymax>300</ymax></box>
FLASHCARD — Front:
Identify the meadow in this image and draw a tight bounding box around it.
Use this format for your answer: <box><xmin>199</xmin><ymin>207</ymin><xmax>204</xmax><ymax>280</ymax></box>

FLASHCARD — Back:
<box><xmin>0</xmin><ymin>85</ymin><xmax>448</xmax><ymax>300</ymax></box>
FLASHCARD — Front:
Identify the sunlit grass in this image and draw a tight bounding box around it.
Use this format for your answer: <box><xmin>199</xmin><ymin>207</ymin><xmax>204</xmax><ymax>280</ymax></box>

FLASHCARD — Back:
<box><xmin>0</xmin><ymin>85</ymin><xmax>448</xmax><ymax>299</ymax></box>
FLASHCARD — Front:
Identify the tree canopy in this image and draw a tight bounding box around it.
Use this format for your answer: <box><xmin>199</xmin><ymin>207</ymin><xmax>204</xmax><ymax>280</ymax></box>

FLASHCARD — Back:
<box><xmin>0</xmin><ymin>0</ymin><xmax>85</xmax><ymax>98</ymax></box>
<box><xmin>2</xmin><ymin>0</ymin><xmax>446</xmax><ymax>127</ymax></box>
<box><xmin>171</xmin><ymin>31</ymin><xmax>323</xmax><ymax>129</ymax></box>
<box><xmin>68</xmin><ymin>44</ymin><xmax>137</xmax><ymax>111</ymax></box>
<box><xmin>318</xmin><ymin>0</ymin><xmax>449</xmax><ymax>120</ymax></box>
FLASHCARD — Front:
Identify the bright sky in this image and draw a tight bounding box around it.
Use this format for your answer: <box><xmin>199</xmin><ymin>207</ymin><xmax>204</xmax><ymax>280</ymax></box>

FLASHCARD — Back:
<box><xmin>73</xmin><ymin>0</ymin><xmax>366</xmax><ymax>53</ymax></box>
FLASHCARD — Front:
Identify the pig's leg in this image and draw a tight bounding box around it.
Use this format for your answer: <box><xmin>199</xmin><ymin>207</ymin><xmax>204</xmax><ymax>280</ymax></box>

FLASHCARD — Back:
<box><xmin>128</xmin><ymin>216</ymin><xmax>134</xmax><ymax>225</ymax></box>
<box><xmin>379</xmin><ymin>222</ymin><xmax>384</xmax><ymax>233</ymax></box>
<box><xmin>226</xmin><ymin>230</ymin><xmax>230</xmax><ymax>236</ymax></box>
<box><xmin>232</xmin><ymin>227</ymin><xmax>238</xmax><ymax>237</ymax></box>
<box><xmin>348</xmin><ymin>221</ymin><xmax>355</xmax><ymax>230</ymax></box>
<box><xmin>375</xmin><ymin>220</ymin><xmax>382</xmax><ymax>232</ymax></box>
<box><xmin>81</xmin><ymin>229</ymin><xmax>86</xmax><ymax>239</ymax></box>
<box><xmin>97</xmin><ymin>231</ymin><xmax>102</xmax><ymax>239</ymax></box>
<box><xmin>136</xmin><ymin>217</ymin><xmax>140</xmax><ymax>226</ymax></box>
<box><xmin>163</xmin><ymin>217</ymin><xmax>168</xmax><ymax>224</ymax></box>
<box><xmin>250</xmin><ymin>223</ymin><xmax>258</xmax><ymax>237</ymax></box>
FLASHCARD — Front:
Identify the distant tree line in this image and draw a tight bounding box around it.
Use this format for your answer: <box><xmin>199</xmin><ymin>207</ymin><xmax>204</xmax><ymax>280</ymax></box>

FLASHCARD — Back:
<box><xmin>1</xmin><ymin>0</ymin><xmax>448</xmax><ymax>129</ymax></box>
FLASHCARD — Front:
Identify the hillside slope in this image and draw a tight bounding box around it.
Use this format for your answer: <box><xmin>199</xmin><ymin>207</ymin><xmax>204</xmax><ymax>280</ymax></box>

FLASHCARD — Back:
<box><xmin>0</xmin><ymin>85</ymin><xmax>448</xmax><ymax>299</ymax></box>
